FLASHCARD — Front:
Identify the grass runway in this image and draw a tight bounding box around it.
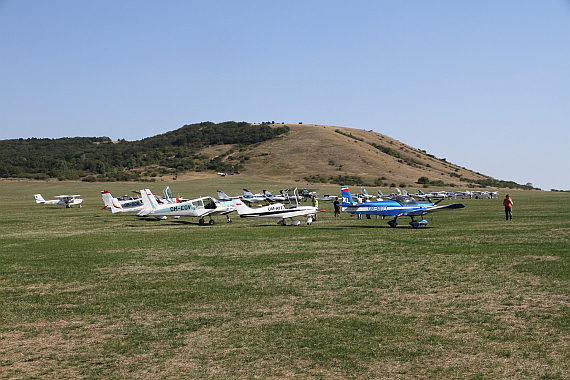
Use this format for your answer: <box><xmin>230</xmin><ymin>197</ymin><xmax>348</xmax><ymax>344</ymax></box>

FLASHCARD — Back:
<box><xmin>1</xmin><ymin>179</ymin><xmax>569</xmax><ymax>379</ymax></box>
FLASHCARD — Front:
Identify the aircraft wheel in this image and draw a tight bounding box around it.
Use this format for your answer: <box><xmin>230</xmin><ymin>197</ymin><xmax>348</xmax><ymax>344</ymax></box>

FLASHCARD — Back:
<box><xmin>199</xmin><ymin>219</ymin><xmax>205</xmax><ymax>225</ymax></box>
<box><xmin>79</xmin><ymin>205</ymin><xmax>82</xmax><ymax>208</ymax></box>
<box><xmin>209</xmin><ymin>219</ymin><xmax>215</xmax><ymax>225</ymax></box>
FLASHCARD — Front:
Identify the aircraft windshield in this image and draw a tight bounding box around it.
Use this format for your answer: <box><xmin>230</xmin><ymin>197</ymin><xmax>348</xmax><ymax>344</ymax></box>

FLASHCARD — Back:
<box><xmin>203</xmin><ymin>198</ymin><xmax>216</xmax><ymax>209</ymax></box>
<box><xmin>393</xmin><ymin>195</ymin><xmax>418</xmax><ymax>205</ymax></box>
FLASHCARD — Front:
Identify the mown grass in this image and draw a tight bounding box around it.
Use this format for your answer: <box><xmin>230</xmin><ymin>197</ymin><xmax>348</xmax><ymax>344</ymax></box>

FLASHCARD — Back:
<box><xmin>0</xmin><ymin>179</ymin><xmax>569</xmax><ymax>379</ymax></box>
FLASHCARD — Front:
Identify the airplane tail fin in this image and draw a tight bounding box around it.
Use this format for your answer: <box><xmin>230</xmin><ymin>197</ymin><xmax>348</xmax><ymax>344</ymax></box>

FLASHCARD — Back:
<box><xmin>109</xmin><ymin>197</ymin><xmax>125</xmax><ymax>214</ymax></box>
<box><xmin>34</xmin><ymin>194</ymin><xmax>45</xmax><ymax>203</ymax></box>
<box><xmin>243</xmin><ymin>189</ymin><xmax>254</xmax><ymax>197</ymax></box>
<box><xmin>141</xmin><ymin>189</ymin><xmax>160</xmax><ymax>212</ymax></box>
<box><xmin>361</xmin><ymin>187</ymin><xmax>369</xmax><ymax>195</ymax></box>
<box><xmin>101</xmin><ymin>190</ymin><xmax>113</xmax><ymax>209</ymax></box>
<box><xmin>217</xmin><ymin>190</ymin><xmax>231</xmax><ymax>200</ymax></box>
<box><xmin>341</xmin><ymin>186</ymin><xmax>355</xmax><ymax>206</ymax></box>
<box><xmin>231</xmin><ymin>198</ymin><xmax>253</xmax><ymax>216</ymax></box>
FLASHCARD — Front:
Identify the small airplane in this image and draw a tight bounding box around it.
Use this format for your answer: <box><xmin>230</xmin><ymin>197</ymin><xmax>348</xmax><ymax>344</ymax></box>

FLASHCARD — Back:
<box><xmin>101</xmin><ymin>190</ymin><xmax>144</xmax><ymax>214</ymax></box>
<box><xmin>232</xmin><ymin>187</ymin><xmax>324</xmax><ymax>225</ymax></box>
<box><xmin>138</xmin><ymin>189</ymin><xmax>236</xmax><ymax>224</ymax></box>
<box><xmin>351</xmin><ymin>187</ymin><xmax>375</xmax><ymax>203</ymax></box>
<box><xmin>316</xmin><ymin>194</ymin><xmax>337</xmax><ymax>202</ymax></box>
<box><xmin>217</xmin><ymin>189</ymin><xmax>265</xmax><ymax>204</ymax></box>
<box><xmin>341</xmin><ymin>186</ymin><xmax>465</xmax><ymax>228</ymax></box>
<box><xmin>241</xmin><ymin>189</ymin><xmax>266</xmax><ymax>203</ymax></box>
<box><xmin>162</xmin><ymin>186</ymin><xmax>188</xmax><ymax>203</ymax></box>
<box><xmin>217</xmin><ymin>190</ymin><xmax>241</xmax><ymax>201</ymax></box>
<box><xmin>34</xmin><ymin>194</ymin><xmax>83</xmax><ymax>208</ymax></box>
<box><xmin>262</xmin><ymin>190</ymin><xmax>287</xmax><ymax>202</ymax></box>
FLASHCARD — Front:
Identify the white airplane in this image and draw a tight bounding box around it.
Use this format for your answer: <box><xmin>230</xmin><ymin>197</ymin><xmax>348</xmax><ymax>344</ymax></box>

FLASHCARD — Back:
<box><xmin>138</xmin><ymin>189</ymin><xmax>236</xmax><ymax>224</ymax></box>
<box><xmin>262</xmin><ymin>190</ymin><xmax>287</xmax><ymax>202</ymax></box>
<box><xmin>162</xmin><ymin>186</ymin><xmax>188</xmax><ymax>204</ymax></box>
<box><xmin>316</xmin><ymin>194</ymin><xmax>337</xmax><ymax>202</ymax></box>
<box><xmin>101</xmin><ymin>190</ymin><xmax>144</xmax><ymax>214</ymax></box>
<box><xmin>453</xmin><ymin>190</ymin><xmax>471</xmax><ymax>199</ymax></box>
<box><xmin>34</xmin><ymin>194</ymin><xmax>83</xmax><ymax>208</ymax></box>
<box><xmin>280</xmin><ymin>188</ymin><xmax>305</xmax><ymax>202</ymax></box>
<box><xmin>376</xmin><ymin>190</ymin><xmax>394</xmax><ymax>200</ymax></box>
<box><xmin>359</xmin><ymin>187</ymin><xmax>375</xmax><ymax>202</ymax></box>
<box><xmin>231</xmin><ymin>187</ymin><xmax>323</xmax><ymax>225</ymax></box>
<box><xmin>217</xmin><ymin>190</ymin><xmax>241</xmax><ymax>201</ymax></box>
<box><xmin>241</xmin><ymin>189</ymin><xmax>266</xmax><ymax>203</ymax></box>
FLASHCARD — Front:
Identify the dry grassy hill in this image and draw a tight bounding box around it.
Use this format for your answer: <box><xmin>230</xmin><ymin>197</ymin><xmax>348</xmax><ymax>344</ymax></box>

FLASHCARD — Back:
<box><xmin>196</xmin><ymin>124</ymin><xmax>490</xmax><ymax>187</ymax></box>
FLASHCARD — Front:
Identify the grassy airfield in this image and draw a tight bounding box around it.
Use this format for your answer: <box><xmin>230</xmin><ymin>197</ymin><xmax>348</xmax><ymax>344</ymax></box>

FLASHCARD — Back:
<box><xmin>1</xmin><ymin>178</ymin><xmax>569</xmax><ymax>379</ymax></box>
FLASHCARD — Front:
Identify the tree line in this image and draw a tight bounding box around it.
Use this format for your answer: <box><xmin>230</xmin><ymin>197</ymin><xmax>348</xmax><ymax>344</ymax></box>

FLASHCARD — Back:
<box><xmin>0</xmin><ymin>121</ymin><xmax>289</xmax><ymax>181</ymax></box>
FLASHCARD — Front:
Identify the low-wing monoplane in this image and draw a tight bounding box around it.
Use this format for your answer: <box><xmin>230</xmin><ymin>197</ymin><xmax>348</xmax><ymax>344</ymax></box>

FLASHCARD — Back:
<box><xmin>232</xmin><ymin>187</ymin><xmax>323</xmax><ymax>225</ymax></box>
<box><xmin>241</xmin><ymin>189</ymin><xmax>266</xmax><ymax>203</ymax></box>
<box><xmin>316</xmin><ymin>194</ymin><xmax>337</xmax><ymax>202</ymax></box>
<box><xmin>34</xmin><ymin>194</ymin><xmax>83</xmax><ymax>208</ymax></box>
<box><xmin>138</xmin><ymin>189</ymin><xmax>235</xmax><ymax>224</ymax></box>
<box><xmin>341</xmin><ymin>186</ymin><xmax>465</xmax><ymax>228</ymax></box>
<box><xmin>262</xmin><ymin>190</ymin><xmax>287</xmax><ymax>202</ymax></box>
<box><xmin>101</xmin><ymin>190</ymin><xmax>144</xmax><ymax>214</ymax></box>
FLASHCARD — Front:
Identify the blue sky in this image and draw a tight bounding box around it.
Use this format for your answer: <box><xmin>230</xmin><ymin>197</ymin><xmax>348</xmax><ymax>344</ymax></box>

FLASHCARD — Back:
<box><xmin>1</xmin><ymin>1</ymin><xmax>569</xmax><ymax>190</ymax></box>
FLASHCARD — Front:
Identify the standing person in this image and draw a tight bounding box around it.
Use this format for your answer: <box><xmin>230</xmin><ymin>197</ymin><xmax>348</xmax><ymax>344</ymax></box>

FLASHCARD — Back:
<box><xmin>333</xmin><ymin>197</ymin><xmax>341</xmax><ymax>220</ymax></box>
<box><xmin>312</xmin><ymin>195</ymin><xmax>319</xmax><ymax>220</ymax></box>
<box><xmin>503</xmin><ymin>194</ymin><xmax>514</xmax><ymax>221</ymax></box>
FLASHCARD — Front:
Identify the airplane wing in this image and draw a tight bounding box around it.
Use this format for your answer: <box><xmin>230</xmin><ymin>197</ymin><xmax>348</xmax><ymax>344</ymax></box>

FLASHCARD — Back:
<box><xmin>400</xmin><ymin>203</ymin><xmax>465</xmax><ymax>217</ymax></box>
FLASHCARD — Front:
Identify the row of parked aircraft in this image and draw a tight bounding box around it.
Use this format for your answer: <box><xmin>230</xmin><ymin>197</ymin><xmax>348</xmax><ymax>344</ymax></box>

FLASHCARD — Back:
<box><xmin>375</xmin><ymin>188</ymin><xmax>499</xmax><ymax>201</ymax></box>
<box><xmin>99</xmin><ymin>187</ymin><xmax>322</xmax><ymax>225</ymax></box>
<box><xmin>34</xmin><ymin>185</ymin><xmax>473</xmax><ymax>228</ymax></box>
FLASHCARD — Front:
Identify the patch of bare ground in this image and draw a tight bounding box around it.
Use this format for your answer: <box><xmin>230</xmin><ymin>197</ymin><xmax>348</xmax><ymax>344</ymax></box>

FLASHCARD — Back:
<box><xmin>0</xmin><ymin>320</ymin><xmax>116</xmax><ymax>378</ymax></box>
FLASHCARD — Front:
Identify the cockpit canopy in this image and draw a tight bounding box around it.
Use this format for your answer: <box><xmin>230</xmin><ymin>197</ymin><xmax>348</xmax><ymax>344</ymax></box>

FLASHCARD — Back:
<box><xmin>393</xmin><ymin>195</ymin><xmax>418</xmax><ymax>206</ymax></box>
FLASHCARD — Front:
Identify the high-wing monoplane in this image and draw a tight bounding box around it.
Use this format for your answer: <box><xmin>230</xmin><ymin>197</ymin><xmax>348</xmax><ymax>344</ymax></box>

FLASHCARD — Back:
<box><xmin>34</xmin><ymin>194</ymin><xmax>83</xmax><ymax>208</ymax></box>
<box><xmin>341</xmin><ymin>186</ymin><xmax>465</xmax><ymax>228</ymax></box>
<box><xmin>232</xmin><ymin>187</ymin><xmax>323</xmax><ymax>225</ymax></box>
<box><xmin>138</xmin><ymin>189</ymin><xmax>235</xmax><ymax>224</ymax></box>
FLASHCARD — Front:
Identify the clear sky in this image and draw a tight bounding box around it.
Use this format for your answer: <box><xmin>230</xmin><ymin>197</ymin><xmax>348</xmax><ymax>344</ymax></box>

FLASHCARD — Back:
<box><xmin>1</xmin><ymin>1</ymin><xmax>569</xmax><ymax>190</ymax></box>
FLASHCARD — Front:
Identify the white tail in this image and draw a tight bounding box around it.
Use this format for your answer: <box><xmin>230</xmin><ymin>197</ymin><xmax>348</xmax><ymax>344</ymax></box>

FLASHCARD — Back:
<box><xmin>140</xmin><ymin>189</ymin><xmax>160</xmax><ymax>211</ymax></box>
<box><xmin>217</xmin><ymin>190</ymin><xmax>231</xmax><ymax>200</ymax></box>
<box><xmin>232</xmin><ymin>199</ymin><xmax>253</xmax><ymax>215</ymax></box>
<box><xmin>101</xmin><ymin>190</ymin><xmax>113</xmax><ymax>209</ymax></box>
<box><xmin>109</xmin><ymin>197</ymin><xmax>124</xmax><ymax>214</ymax></box>
<box><xmin>34</xmin><ymin>194</ymin><xmax>45</xmax><ymax>203</ymax></box>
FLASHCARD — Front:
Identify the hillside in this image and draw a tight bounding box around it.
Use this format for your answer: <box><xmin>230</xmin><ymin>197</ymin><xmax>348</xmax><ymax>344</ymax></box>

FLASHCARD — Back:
<box><xmin>197</xmin><ymin>124</ymin><xmax>504</xmax><ymax>188</ymax></box>
<box><xmin>0</xmin><ymin>122</ymin><xmax>531</xmax><ymax>189</ymax></box>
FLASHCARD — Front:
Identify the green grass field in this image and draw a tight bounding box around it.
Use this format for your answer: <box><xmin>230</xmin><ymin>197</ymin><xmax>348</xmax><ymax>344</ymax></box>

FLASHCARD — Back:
<box><xmin>1</xmin><ymin>179</ymin><xmax>569</xmax><ymax>379</ymax></box>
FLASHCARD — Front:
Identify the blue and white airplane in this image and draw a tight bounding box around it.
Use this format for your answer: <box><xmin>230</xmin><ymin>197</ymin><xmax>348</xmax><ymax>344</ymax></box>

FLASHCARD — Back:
<box><xmin>340</xmin><ymin>186</ymin><xmax>465</xmax><ymax>228</ymax></box>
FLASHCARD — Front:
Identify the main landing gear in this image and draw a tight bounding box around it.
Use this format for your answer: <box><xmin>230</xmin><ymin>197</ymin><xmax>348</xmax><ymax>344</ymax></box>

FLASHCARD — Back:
<box><xmin>409</xmin><ymin>217</ymin><xmax>428</xmax><ymax>228</ymax></box>
<box><xmin>387</xmin><ymin>217</ymin><xmax>428</xmax><ymax>228</ymax></box>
